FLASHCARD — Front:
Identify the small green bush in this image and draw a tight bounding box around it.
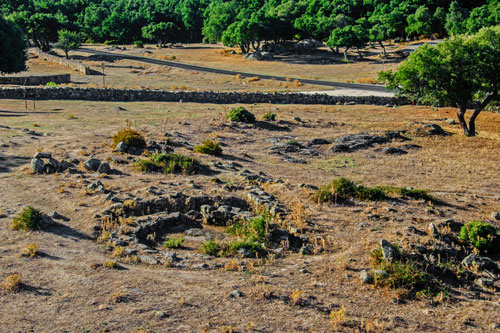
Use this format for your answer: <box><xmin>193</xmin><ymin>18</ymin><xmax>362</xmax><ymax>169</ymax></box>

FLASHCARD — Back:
<box><xmin>112</xmin><ymin>128</ymin><xmax>146</xmax><ymax>148</ymax></box>
<box><xmin>45</xmin><ymin>82</ymin><xmax>58</xmax><ymax>87</ymax></box>
<box><xmin>314</xmin><ymin>177</ymin><xmax>386</xmax><ymax>203</ymax></box>
<box><xmin>200</xmin><ymin>239</ymin><xmax>262</xmax><ymax>257</ymax></box>
<box><xmin>12</xmin><ymin>207</ymin><xmax>42</xmax><ymax>231</ymax></box>
<box><xmin>136</xmin><ymin>153</ymin><xmax>202</xmax><ymax>174</ymax></box>
<box><xmin>164</xmin><ymin>236</ymin><xmax>184</xmax><ymax>248</ymax></box>
<box><xmin>287</xmin><ymin>140</ymin><xmax>299</xmax><ymax>145</ymax></box>
<box><xmin>459</xmin><ymin>221</ymin><xmax>498</xmax><ymax>252</ymax></box>
<box><xmin>134</xmin><ymin>40</ymin><xmax>144</xmax><ymax>48</ymax></box>
<box><xmin>194</xmin><ymin>139</ymin><xmax>223</xmax><ymax>155</ymax></box>
<box><xmin>374</xmin><ymin>261</ymin><xmax>429</xmax><ymax>292</ymax></box>
<box><xmin>377</xmin><ymin>186</ymin><xmax>434</xmax><ymax>201</ymax></box>
<box><xmin>227</xmin><ymin>216</ymin><xmax>268</xmax><ymax>244</ymax></box>
<box><xmin>262</xmin><ymin>112</ymin><xmax>276</xmax><ymax>121</ymax></box>
<box><xmin>226</xmin><ymin>107</ymin><xmax>256</xmax><ymax>123</ymax></box>
<box><xmin>104</xmin><ymin>40</ymin><xmax>117</xmax><ymax>45</ymax></box>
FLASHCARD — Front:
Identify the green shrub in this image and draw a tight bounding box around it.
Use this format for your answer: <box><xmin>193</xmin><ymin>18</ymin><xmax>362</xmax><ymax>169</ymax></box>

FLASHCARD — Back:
<box><xmin>226</xmin><ymin>107</ymin><xmax>256</xmax><ymax>123</ymax></box>
<box><xmin>314</xmin><ymin>177</ymin><xmax>386</xmax><ymax>203</ymax></box>
<box><xmin>104</xmin><ymin>40</ymin><xmax>117</xmax><ymax>45</ymax></box>
<box><xmin>287</xmin><ymin>140</ymin><xmax>299</xmax><ymax>145</ymax></box>
<box><xmin>194</xmin><ymin>139</ymin><xmax>223</xmax><ymax>155</ymax></box>
<box><xmin>112</xmin><ymin>128</ymin><xmax>146</xmax><ymax>148</ymax></box>
<box><xmin>374</xmin><ymin>261</ymin><xmax>429</xmax><ymax>292</ymax></box>
<box><xmin>164</xmin><ymin>236</ymin><xmax>184</xmax><ymax>248</ymax></box>
<box><xmin>459</xmin><ymin>221</ymin><xmax>498</xmax><ymax>252</ymax></box>
<box><xmin>227</xmin><ymin>216</ymin><xmax>268</xmax><ymax>244</ymax></box>
<box><xmin>262</xmin><ymin>112</ymin><xmax>276</xmax><ymax>121</ymax></box>
<box><xmin>136</xmin><ymin>153</ymin><xmax>202</xmax><ymax>174</ymax></box>
<box><xmin>12</xmin><ymin>207</ymin><xmax>42</xmax><ymax>231</ymax></box>
<box><xmin>200</xmin><ymin>239</ymin><xmax>262</xmax><ymax>257</ymax></box>
<box><xmin>200</xmin><ymin>240</ymin><xmax>223</xmax><ymax>256</ymax></box>
<box><xmin>376</xmin><ymin>186</ymin><xmax>434</xmax><ymax>201</ymax></box>
<box><xmin>134</xmin><ymin>40</ymin><xmax>144</xmax><ymax>48</ymax></box>
<box><xmin>45</xmin><ymin>82</ymin><xmax>58</xmax><ymax>87</ymax></box>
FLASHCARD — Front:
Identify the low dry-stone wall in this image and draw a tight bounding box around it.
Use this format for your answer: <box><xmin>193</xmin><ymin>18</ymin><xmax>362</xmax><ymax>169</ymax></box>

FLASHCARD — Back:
<box><xmin>0</xmin><ymin>87</ymin><xmax>406</xmax><ymax>105</ymax></box>
<box><xmin>30</xmin><ymin>48</ymin><xmax>91</xmax><ymax>75</ymax></box>
<box><xmin>0</xmin><ymin>74</ymin><xmax>71</xmax><ymax>86</ymax></box>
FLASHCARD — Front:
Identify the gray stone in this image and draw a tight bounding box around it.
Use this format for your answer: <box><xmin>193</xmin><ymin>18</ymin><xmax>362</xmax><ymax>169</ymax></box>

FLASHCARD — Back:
<box><xmin>445</xmin><ymin>118</ymin><xmax>458</xmax><ymax>125</ymax></box>
<box><xmin>48</xmin><ymin>211</ymin><xmax>62</xmax><ymax>219</ymax></box>
<box><xmin>299</xmin><ymin>246</ymin><xmax>312</xmax><ymax>255</ymax></box>
<box><xmin>33</xmin><ymin>151</ymin><xmax>52</xmax><ymax>159</ymax></box>
<box><xmin>228</xmin><ymin>290</ymin><xmax>245</xmax><ymax>298</ymax></box>
<box><xmin>462</xmin><ymin>254</ymin><xmax>498</xmax><ymax>271</ymax></box>
<box><xmin>138</xmin><ymin>255</ymin><xmax>159</xmax><ymax>265</ymax></box>
<box><xmin>377</xmin><ymin>147</ymin><xmax>408</xmax><ymax>155</ymax></box>
<box><xmin>154</xmin><ymin>311</ymin><xmax>168</xmax><ymax>319</ymax></box>
<box><xmin>163</xmin><ymin>252</ymin><xmax>178</xmax><ymax>261</ymax></box>
<box><xmin>237</xmin><ymin>247</ymin><xmax>253</xmax><ymax>258</ymax></box>
<box><xmin>491</xmin><ymin>212</ymin><xmax>500</xmax><ymax>221</ymax></box>
<box><xmin>194</xmin><ymin>263</ymin><xmax>210</xmax><ymax>269</ymax></box>
<box><xmin>428</xmin><ymin>223</ymin><xmax>439</xmax><ymax>238</ymax></box>
<box><xmin>31</xmin><ymin>158</ymin><xmax>45</xmax><ymax>173</ymax></box>
<box><xmin>97</xmin><ymin>162</ymin><xmax>111</xmax><ymax>174</ymax></box>
<box><xmin>83</xmin><ymin>158</ymin><xmax>101</xmax><ymax>171</ymax></box>
<box><xmin>116</xmin><ymin>141</ymin><xmax>128</xmax><ymax>152</ymax></box>
<box><xmin>359</xmin><ymin>270</ymin><xmax>374</xmax><ymax>284</ymax></box>
<box><xmin>380</xmin><ymin>239</ymin><xmax>398</xmax><ymax>262</ymax></box>
<box><xmin>307</xmin><ymin>138</ymin><xmax>330</xmax><ymax>146</ymax></box>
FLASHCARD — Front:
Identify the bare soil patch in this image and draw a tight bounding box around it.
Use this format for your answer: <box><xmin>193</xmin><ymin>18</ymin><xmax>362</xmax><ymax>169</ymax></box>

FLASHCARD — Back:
<box><xmin>1</xmin><ymin>99</ymin><xmax>500</xmax><ymax>332</ymax></box>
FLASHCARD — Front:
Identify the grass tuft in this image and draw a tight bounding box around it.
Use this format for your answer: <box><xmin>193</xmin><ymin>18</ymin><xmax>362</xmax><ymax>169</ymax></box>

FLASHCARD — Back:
<box><xmin>11</xmin><ymin>206</ymin><xmax>43</xmax><ymax>231</ymax></box>
<box><xmin>136</xmin><ymin>153</ymin><xmax>203</xmax><ymax>174</ymax></box>
<box><xmin>459</xmin><ymin>220</ymin><xmax>498</xmax><ymax>252</ymax></box>
<box><xmin>164</xmin><ymin>236</ymin><xmax>185</xmax><ymax>249</ymax></box>
<box><xmin>2</xmin><ymin>274</ymin><xmax>22</xmax><ymax>292</ymax></box>
<box><xmin>112</xmin><ymin>128</ymin><xmax>146</xmax><ymax>148</ymax></box>
<box><xmin>194</xmin><ymin>139</ymin><xmax>223</xmax><ymax>156</ymax></box>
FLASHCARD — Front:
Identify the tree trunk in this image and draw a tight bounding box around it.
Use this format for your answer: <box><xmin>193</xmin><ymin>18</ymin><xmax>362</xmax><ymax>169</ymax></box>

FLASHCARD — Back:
<box><xmin>467</xmin><ymin>93</ymin><xmax>498</xmax><ymax>136</ymax></box>
<box><xmin>65</xmin><ymin>50</ymin><xmax>69</xmax><ymax>59</ymax></box>
<box><xmin>456</xmin><ymin>104</ymin><xmax>470</xmax><ymax>136</ymax></box>
<box><xmin>379</xmin><ymin>41</ymin><xmax>387</xmax><ymax>56</ymax></box>
<box><xmin>356</xmin><ymin>47</ymin><xmax>363</xmax><ymax>59</ymax></box>
<box><xmin>343</xmin><ymin>48</ymin><xmax>349</xmax><ymax>61</ymax></box>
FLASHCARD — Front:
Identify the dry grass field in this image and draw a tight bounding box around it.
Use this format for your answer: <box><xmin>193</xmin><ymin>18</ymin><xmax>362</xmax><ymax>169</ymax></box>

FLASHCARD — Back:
<box><xmin>1</xmin><ymin>96</ymin><xmax>499</xmax><ymax>332</ymax></box>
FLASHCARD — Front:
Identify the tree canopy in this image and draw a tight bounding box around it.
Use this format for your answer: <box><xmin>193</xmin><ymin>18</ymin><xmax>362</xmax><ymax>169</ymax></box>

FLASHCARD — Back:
<box><xmin>0</xmin><ymin>0</ymin><xmax>497</xmax><ymax>53</ymax></box>
<box><xmin>0</xmin><ymin>16</ymin><xmax>27</xmax><ymax>74</ymax></box>
<box><xmin>383</xmin><ymin>26</ymin><xmax>500</xmax><ymax>136</ymax></box>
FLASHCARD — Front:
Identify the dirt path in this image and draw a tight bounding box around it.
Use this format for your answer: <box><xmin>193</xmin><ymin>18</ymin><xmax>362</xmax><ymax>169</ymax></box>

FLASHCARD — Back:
<box><xmin>78</xmin><ymin>48</ymin><xmax>390</xmax><ymax>94</ymax></box>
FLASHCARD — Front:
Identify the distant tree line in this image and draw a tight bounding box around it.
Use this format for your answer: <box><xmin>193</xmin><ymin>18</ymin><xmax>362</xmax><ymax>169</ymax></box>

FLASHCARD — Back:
<box><xmin>1</xmin><ymin>0</ymin><xmax>499</xmax><ymax>54</ymax></box>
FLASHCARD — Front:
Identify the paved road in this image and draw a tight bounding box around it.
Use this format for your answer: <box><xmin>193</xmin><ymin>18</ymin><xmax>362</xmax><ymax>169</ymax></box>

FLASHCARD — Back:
<box><xmin>78</xmin><ymin>47</ymin><xmax>389</xmax><ymax>93</ymax></box>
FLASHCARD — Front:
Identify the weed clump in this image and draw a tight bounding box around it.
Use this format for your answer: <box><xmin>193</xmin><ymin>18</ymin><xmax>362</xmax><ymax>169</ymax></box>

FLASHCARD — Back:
<box><xmin>459</xmin><ymin>221</ymin><xmax>498</xmax><ymax>252</ymax></box>
<box><xmin>112</xmin><ymin>128</ymin><xmax>146</xmax><ymax>148</ymax></box>
<box><xmin>262</xmin><ymin>112</ymin><xmax>276</xmax><ymax>121</ymax></box>
<box><xmin>370</xmin><ymin>245</ymin><xmax>445</xmax><ymax>299</ymax></box>
<box><xmin>2</xmin><ymin>274</ymin><xmax>22</xmax><ymax>292</ymax></box>
<box><xmin>201</xmin><ymin>216</ymin><xmax>270</xmax><ymax>257</ymax></box>
<box><xmin>314</xmin><ymin>178</ymin><xmax>386</xmax><ymax>203</ymax></box>
<box><xmin>103</xmin><ymin>261</ymin><xmax>118</xmax><ymax>269</ymax></box>
<box><xmin>136</xmin><ymin>153</ymin><xmax>202</xmax><ymax>174</ymax></box>
<box><xmin>226</xmin><ymin>107</ymin><xmax>255</xmax><ymax>123</ymax></box>
<box><xmin>12</xmin><ymin>207</ymin><xmax>43</xmax><ymax>231</ymax></box>
<box><xmin>164</xmin><ymin>236</ymin><xmax>185</xmax><ymax>249</ymax></box>
<box><xmin>22</xmin><ymin>243</ymin><xmax>39</xmax><ymax>258</ymax></box>
<box><xmin>194</xmin><ymin>139</ymin><xmax>223</xmax><ymax>156</ymax></box>
<box><xmin>314</xmin><ymin>178</ymin><xmax>436</xmax><ymax>203</ymax></box>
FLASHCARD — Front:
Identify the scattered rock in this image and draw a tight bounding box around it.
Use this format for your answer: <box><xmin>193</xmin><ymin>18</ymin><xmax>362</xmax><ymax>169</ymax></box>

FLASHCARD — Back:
<box><xmin>359</xmin><ymin>270</ymin><xmax>374</xmax><ymax>284</ymax></box>
<box><xmin>462</xmin><ymin>254</ymin><xmax>498</xmax><ymax>272</ymax></box>
<box><xmin>491</xmin><ymin>212</ymin><xmax>500</xmax><ymax>221</ymax></box>
<box><xmin>376</xmin><ymin>147</ymin><xmax>408</xmax><ymax>155</ymax></box>
<box><xmin>228</xmin><ymin>290</ymin><xmax>245</xmax><ymax>298</ymax></box>
<box><xmin>307</xmin><ymin>138</ymin><xmax>330</xmax><ymax>146</ymax></box>
<box><xmin>138</xmin><ymin>255</ymin><xmax>159</xmax><ymax>265</ymax></box>
<box><xmin>84</xmin><ymin>158</ymin><xmax>101</xmax><ymax>171</ymax></box>
<box><xmin>475</xmin><ymin>278</ymin><xmax>494</xmax><ymax>289</ymax></box>
<box><xmin>33</xmin><ymin>152</ymin><xmax>52</xmax><ymax>159</ymax></box>
<box><xmin>31</xmin><ymin>158</ymin><xmax>44</xmax><ymax>174</ymax></box>
<box><xmin>154</xmin><ymin>311</ymin><xmax>168</xmax><ymax>319</ymax></box>
<box><xmin>428</xmin><ymin>223</ymin><xmax>439</xmax><ymax>238</ymax></box>
<box><xmin>97</xmin><ymin>162</ymin><xmax>111</xmax><ymax>174</ymax></box>
<box><xmin>446</xmin><ymin>118</ymin><xmax>458</xmax><ymax>125</ymax></box>
<box><xmin>410</xmin><ymin>123</ymin><xmax>449</xmax><ymax>136</ymax></box>
<box><xmin>380</xmin><ymin>239</ymin><xmax>398</xmax><ymax>262</ymax></box>
<box><xmin>332</xmin><ymin>131</ymin><xmax>408</xmax><ymax>153</ymax></box>
<box><xmin>116</xmin><ymin>141</ymin><xmax>128</xmax><ymax>152</ymax></box>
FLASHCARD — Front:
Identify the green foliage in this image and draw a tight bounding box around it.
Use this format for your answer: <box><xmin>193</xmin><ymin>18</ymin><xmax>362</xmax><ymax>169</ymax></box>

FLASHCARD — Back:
<box><xmin>55</xmin><ymin>29</ymin><xmax>81</xmax><ymax>58</ymax></box>
<box><xmin>262</xmin><ymin>112</ymin><xmax>276</xmax><ymax>121</ymax></box>
<box><xmin>315</xmin><ymin>177</ymin><xmax>386</xmax><ymax>203</ymax></box>
<box><xmin>287</xmin><ymin>139</ymin><xmax>299</xmax><ymax>145</ymax></box>
<box><xmin>133</xmin><ymin>40</ymin><xmax>144</xmax><ymax>48</ymax></box>
<box><xmin>45</xmin><ymin>82</ymin><xmax>58</xmax><ymax>87</ymax></box>
<box><xmin>112</xmin><ymin>128</ymin><xmax>146</xmax><ymax>148</ymax></box>
<box><xmin>406</xmin><ymin>5</ymin><xmax>432</xmax><ymax>37</ymax></box>
<box><xmin>459</xmin><ymin>221</ymin><xmax>498</xmax><ymax>252</ymax></box>
<box><xmin>194</xmin><ymin>139</ymin><xmax>223</xmax><ymax>156</ymax></box>
<box><xmin>12</xmin><ymin>207</ymin><xmax>42</xmax><ymax>231</ymax></box>
<box><xmin>0</xmin><ymin>17</ymin><xmax>27</xmax><ymax>74</ymax></box>
<box><xmin>226</xmin><ymin>107</ymin><xmax>255</xmax><ymax>123</ymax></box>
<box><xmin>387</xmin><ymin>26</ymin><xmax>500</xmax><ymax>136</ymax></box>
<box><xmin>136</xmin><ymin>153</ymin><xmax>202</xmax><ymax>174</ymax></box>
<box><xmin>227</xmin><ymin>216</ymin><xmax>268</xmax><ymax>245</ymax></box>
<box><xmin>142</xmin><ymin>22</ymin><xmax>179</xmax><ymax>46</ymax></box>
<box><xmin>200</xmin><ymin>239</ymin><xmax>262</xmax><ymax>257</ymax></box>
<box><xmin>376</xmin><ymin>186</ymin><xmax>434</xmax><ymax>202</ymax></box>
<box><xmin>163</xmin><ymin>236</ymin><xmax>185</xmax><ymax>249</ymax></box>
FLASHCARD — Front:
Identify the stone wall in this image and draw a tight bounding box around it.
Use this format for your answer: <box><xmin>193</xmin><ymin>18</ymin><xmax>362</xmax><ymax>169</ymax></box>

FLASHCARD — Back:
<box><xmin>31</xmin><ymin>48</ymin><xmax>91</xmax><ymax>75</ymax></box>
<box><xmin>0</xmin><ymin>87</ymin><xmax>407</xmax><ymax>106</ymax></box>
<box><xmin>0</xmin><ymin>74</ymin><xmax>71</xmax><ymax>86</ymax></box>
